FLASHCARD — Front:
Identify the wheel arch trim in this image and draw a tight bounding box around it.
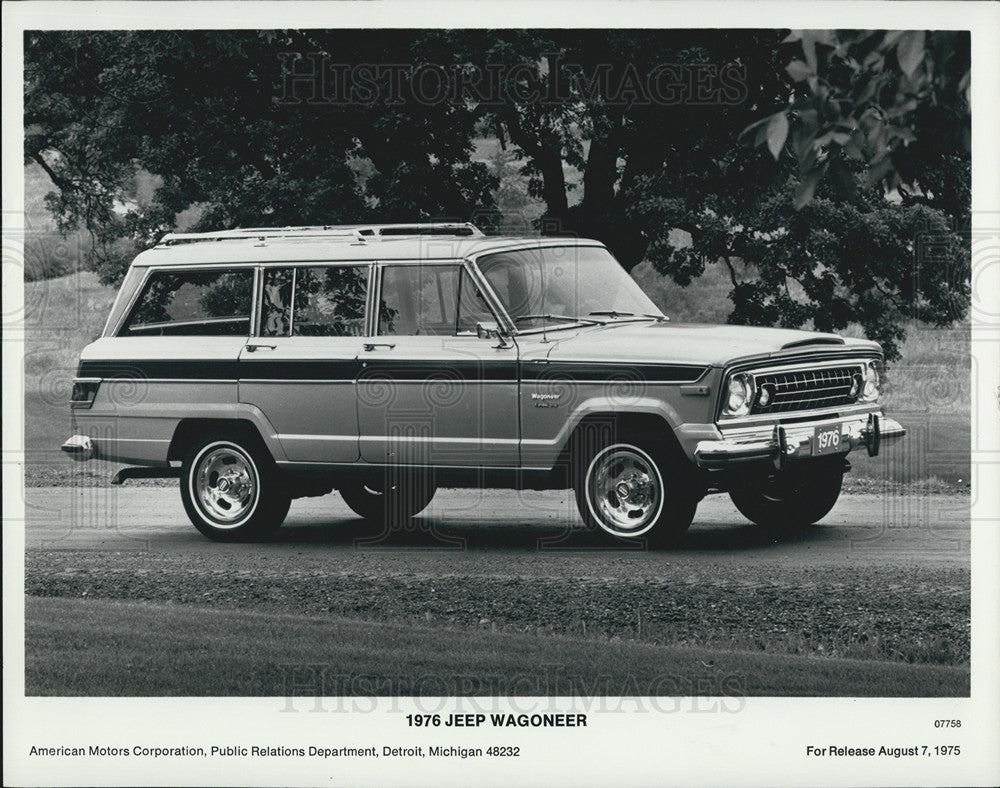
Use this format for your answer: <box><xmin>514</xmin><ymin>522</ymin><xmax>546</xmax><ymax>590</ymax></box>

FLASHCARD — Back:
<box><xmin>167</xmin><ymin>408</ymin><xmax>287</xmax><ymax>463</ymax></box>
<box><xmin>526</xmin><ymin>397</ymin><xmax>684</xmax><ymax>470</ymax></box>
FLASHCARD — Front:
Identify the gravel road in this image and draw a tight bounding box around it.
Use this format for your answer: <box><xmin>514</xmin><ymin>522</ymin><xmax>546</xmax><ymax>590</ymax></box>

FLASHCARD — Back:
<box><xmin>23</xmin><ymin>486</ymin><xmax>971</xmax><ymax>664</ymax></box>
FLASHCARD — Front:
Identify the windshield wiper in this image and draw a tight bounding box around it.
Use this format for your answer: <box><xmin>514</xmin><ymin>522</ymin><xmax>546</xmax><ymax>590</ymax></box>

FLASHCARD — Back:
<box><xmin>513</xmin><ymin>314</ymin><xmax>605</xmax><ymax>326</ymax></box>
<box><xmin>588</xmin><ymin>310</ymin><xmax>668</xmax><ymax>322</ymax></box>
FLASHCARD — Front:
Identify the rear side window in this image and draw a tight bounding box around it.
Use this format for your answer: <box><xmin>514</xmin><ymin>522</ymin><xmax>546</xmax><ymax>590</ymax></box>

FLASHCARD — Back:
<box><xmin>122</xmin><ymin>269</ymin><xmax>253</xmax><ymax>336</ymax></box>
<box><xmin>261</xmin><ymin>265</ymin><xmax>369</xmax><ymax>337</ymax></box>
<box><xmin>378</xmin><ymin>264</ymin><xmax>493</xmax><ymax>336</ymax></box>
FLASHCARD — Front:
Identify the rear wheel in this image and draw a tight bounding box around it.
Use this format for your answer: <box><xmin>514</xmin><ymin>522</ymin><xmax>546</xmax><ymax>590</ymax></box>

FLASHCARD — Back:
<box><xmin>572</xmin><ymin>425</ymin><xmax>700</xmax><ymax>547</ymax></box>
<box><xmin>729</xmin><ymin>457</ymin><xmax>845</xmax><ymax>530</ymax></box>
<box><xmin>180</xmin><ymin>432</ymin><xmax>290</xmax><ymax>541</ymax></box>
<box><xmin>339</xmin><ymin>471</ymin><xmax>436</xmax><ymax>524</ymax></box>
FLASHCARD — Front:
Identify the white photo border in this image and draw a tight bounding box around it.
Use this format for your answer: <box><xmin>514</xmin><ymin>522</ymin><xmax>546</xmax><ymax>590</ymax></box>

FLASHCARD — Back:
<box><xmin>4</xmin><ymin>2</ymin><xmax>998</xmax><ymax>786</ymax></box>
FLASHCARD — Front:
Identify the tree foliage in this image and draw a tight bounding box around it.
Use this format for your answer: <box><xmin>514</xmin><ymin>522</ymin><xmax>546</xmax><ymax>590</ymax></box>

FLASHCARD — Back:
<box><xmin>25</xmin><ymin>29</ymin><xmax>970</xmax><ymax>359</ymax></box>
<box><xmin>25</xmin><ymin>30</ymin><xmax>497</xmax><ymax>284</ymax></box>
<box><xmin>744</xmin><ymin>30</ymin><xmax>970</xmax><ymax>211</ymax></box>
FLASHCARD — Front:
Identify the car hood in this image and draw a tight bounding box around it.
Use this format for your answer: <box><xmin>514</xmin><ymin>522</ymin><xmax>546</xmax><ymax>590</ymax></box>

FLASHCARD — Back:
<box><xmin>524</xmin><ymin>321</ymin><xmax>881</xmax><ymax>367</ymax></box>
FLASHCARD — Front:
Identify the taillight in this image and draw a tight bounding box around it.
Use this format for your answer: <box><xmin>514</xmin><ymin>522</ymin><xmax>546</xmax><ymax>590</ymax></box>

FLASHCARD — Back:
<box><xmin>70</xmin><ymin>378</ymin><xmax>101</xmax><ymax>409</ymax></box>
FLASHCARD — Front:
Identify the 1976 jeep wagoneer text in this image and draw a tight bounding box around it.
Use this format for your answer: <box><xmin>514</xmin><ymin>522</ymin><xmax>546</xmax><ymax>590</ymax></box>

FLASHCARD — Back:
<box><xmin>62</xmin><ymin>223</ymin><xmax>905</xmax><ymax>544</ymax></box>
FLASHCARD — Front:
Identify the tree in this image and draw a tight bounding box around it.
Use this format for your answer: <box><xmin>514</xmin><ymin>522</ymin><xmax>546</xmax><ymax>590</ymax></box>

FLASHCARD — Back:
<box><xmin>744</xmin><ymin>30</ymin><xmax>970</xmax><ymax>212</ymax></box>
<box><xmin>24</xmin><ymin>30</ymin><xmax>497</xmax><ymax>284</ymax></box>
<box><xmin>644</xmin><ymin>29</ymin><xmax>970</xmax><ymax>360</ymax></box>
<box><xmin>463</xmin><ymin>29</ymin><xmax>969</xmax><ymax>358</ymax></box>
<box><xmin>25</xmin><ymin>29</ymin><xmax>970</xmax><ymax>359</ymax></box>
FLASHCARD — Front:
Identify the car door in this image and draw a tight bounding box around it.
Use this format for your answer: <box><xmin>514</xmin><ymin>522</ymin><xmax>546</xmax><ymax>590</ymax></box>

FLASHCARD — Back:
<box><xmin>357</xmin><ymin>260</ymin><xmax>519</xmax><ymax>467</ymax></box>
<box><xmin>238</xmin><ymin>262</ymin><xmax>371</xmax><ymax>463</ymax></box>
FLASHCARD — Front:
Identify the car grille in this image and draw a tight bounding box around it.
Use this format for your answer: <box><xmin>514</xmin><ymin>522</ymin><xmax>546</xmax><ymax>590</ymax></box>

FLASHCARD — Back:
<box><xmin>751</xmin><ymin>365</ymin><xmax>863</xmax><ymax>414</ymax></box>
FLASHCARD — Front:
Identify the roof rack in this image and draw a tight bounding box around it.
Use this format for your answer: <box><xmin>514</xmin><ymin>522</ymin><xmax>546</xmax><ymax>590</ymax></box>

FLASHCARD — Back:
<box><xmin>157</xmin><ymin>222</ymin><xmax>484</xmax><ymax>246</ymax></box>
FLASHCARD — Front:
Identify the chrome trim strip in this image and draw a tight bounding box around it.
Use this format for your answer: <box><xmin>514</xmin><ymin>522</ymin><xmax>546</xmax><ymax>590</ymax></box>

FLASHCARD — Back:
<box><xmin>370</xmin><ymin>260</ymin><xmax>383</xmax><ymax>336</ymax></box>
<box><xmin>102</xmin><ymin>378</ymin><xmax>236</xmax><ymax>384</ymax></box>
<box><xmin>97</xmin><ymin>376</ymin><xmax>525</xmax><ymax>385</ymax></box>
<box><xmin>241</xmin><ymin>379</ymin><xmax>355</xmax><ymax>385</ymax></box>
<box><xmin>718</xmin><ymin>402</ymin><xmax>878</xmax><ymax>429</ymax></box>
<box><xmin>529</xmin><ymin>379</ymin><xmax>705</xmax><ymax>386</ymax></box>
<box><xmin>250</xmin><ymin>266</ymin><xmax>261</xmax><ymax>337</ymax></box>
<box><xmin>277</xmin><ymin>434</ymin><xmax>358</xmax><ymax>442</ymax></box>
<box><xmin>365</xmin><ymin>260</ymin><xmax>377</xmax><ymax>337</ymax></box>
<box><xmin>359</xmin><ymin>436</ymin><xmax>520</xmax><ymax>445</ymax></box>
<box><xmin>288</xmin><ymin>267</ymin><xmax>297</xmax><ymax>336</ymax></box>
<box><xmin>90</xmin><ymin>436</ymin><xmax>172</xmax><ymax>443</ymax></box>
<box><xmin>277</xmin><ymin>460</ymin><xmax>551</xmax><ymax>470</ymax></box>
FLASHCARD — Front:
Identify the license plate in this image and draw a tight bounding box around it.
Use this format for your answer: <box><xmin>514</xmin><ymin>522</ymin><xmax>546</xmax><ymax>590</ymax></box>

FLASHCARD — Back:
<box><xmin>813</xmin><ymin>425</ymin><xmax>844</xmax><ymax>456</ymax></box>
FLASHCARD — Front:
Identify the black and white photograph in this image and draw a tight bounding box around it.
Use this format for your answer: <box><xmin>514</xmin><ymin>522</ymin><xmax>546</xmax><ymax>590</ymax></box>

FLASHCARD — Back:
<box><xmin>4</xmin><ymin>1</ymin><xmax>999</xmax><ymax>786</ymax></box>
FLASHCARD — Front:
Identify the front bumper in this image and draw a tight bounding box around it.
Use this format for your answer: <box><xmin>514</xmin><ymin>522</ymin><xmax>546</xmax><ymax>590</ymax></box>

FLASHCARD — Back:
<box><xmin>694</xmin><ymin>412</ymin><xmax>905</xmax><ymax>470</ymax></box>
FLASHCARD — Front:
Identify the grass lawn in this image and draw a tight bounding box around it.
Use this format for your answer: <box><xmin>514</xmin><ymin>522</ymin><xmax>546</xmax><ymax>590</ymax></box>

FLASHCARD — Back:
<box><xmin>25</xmin><ymin>596</ymin><xmax>969</xmax><ymax>698</ymax></box>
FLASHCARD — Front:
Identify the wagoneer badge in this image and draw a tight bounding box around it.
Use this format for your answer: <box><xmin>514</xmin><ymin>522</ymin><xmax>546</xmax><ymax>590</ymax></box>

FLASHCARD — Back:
<box><xmin>531</xmin><ymin>392</ymin><xmax>562</xmax><ymax>407</ymax></box>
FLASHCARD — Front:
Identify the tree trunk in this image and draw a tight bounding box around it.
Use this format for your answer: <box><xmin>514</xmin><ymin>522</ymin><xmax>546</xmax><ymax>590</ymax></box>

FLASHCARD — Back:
<box><xmin>536</xmin><ymin>147</ymin><xmax>569</xmax><ymax>222</ymax></box>
<box><xmin>502</xmin><ymin>109</ymin><xmax>568</xmax><ymax>223</ymax></box>
<box><xmin>582</xmin><ymin>138</ymin><xmax>618</xmax><ymax>213</ymax></box>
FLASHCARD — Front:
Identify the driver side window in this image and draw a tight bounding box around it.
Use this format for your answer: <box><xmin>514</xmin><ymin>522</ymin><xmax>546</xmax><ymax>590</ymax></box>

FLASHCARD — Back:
<box><xmin>378</xmin><ymin>264</ymin><xmax>494</xmax><ymax>336</ymax></box>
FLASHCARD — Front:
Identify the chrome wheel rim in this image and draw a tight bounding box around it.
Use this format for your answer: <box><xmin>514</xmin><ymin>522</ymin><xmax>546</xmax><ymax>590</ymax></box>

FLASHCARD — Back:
<box><xmin>192</xmin><ymin>443</ymin><xmax>259</xmax><ymax>528</ymax></box>
<box><xmin>361</xmin><ymin>479</ymin><xmax>399</xmax><ymax>497</ymax></box>
<box><xmin>586</xmin><ymin>444</ymin><xmax>663</xmax><ymax>537</ymax></box>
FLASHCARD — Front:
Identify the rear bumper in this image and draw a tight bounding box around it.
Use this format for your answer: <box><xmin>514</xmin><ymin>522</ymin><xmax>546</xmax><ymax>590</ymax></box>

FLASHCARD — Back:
<box><xmin>694</xmin><ymin>412</ymin><xmax>904</xmax><ymax>470</ymax></box>
<box><xmin>60</xmin><ymin>434</ymin><xmax>94</xmax><ymax>462</ymax></box>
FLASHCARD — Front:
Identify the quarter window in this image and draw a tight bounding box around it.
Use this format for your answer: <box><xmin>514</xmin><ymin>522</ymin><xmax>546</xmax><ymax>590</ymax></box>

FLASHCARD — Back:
<box><xmin>261</xmin><ymin>265</ymin><xmax>369</xmax><ymax>337</ymax></box>
<box><xmin>122</xmin><ymin>269</ymin><xmax>253</xmax><ymax>336</ymax></box>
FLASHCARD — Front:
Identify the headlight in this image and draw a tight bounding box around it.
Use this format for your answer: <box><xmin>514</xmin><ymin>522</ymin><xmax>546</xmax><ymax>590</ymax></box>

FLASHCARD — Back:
<box><xmin>722</xmin><ymin>372</ymin><xmax>755</xmax><ymax>417</ymax></box>
<box><xmin>859</xmin><ymin>361</ymin><xmax>880</xmax><ymax>402</ymax></box>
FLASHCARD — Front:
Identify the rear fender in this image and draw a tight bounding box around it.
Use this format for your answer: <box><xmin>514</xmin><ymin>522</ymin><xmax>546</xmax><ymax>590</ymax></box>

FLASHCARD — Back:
<box><xmin>166</xmin><ymin>408</ymin><xmax>288</xmax><ymax>464</ymax></box>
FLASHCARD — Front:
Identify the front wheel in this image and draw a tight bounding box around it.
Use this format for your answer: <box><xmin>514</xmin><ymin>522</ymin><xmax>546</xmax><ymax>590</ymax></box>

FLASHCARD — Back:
<box><xmin>338</xmin><ymin>472</ymin><xmax>436</xmax><ymax>524</ymax></box>
<box><xmin>180</xmin><ymin>433</ymin><xmax>290</xmax><ymax>541</ymax></box>
<box><xmin>572</xmin><ymin>428</ymin><xmax>700</xmax><ymax>547</ymax></box>
<box><xmin>729</xmin><ymin>457</ymin><xmax>845</xmax><ymax>530</ymax></box>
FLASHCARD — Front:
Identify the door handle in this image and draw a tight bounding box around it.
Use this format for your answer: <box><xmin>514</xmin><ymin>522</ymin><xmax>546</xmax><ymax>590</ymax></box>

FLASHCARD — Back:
<box><xmin>363</xmin><ymin>343</ymin><xmax>396</xmax><ymax>351</ymax></box>
<box><xmin>245</xmin><ymin>344</ymin><xmax>277</xmax><ymax>352</ymax></box>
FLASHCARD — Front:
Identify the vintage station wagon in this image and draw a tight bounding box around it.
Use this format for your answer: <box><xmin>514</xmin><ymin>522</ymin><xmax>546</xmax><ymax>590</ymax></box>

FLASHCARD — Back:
<box><xmin>62</xmin><ymin>223</ymin><xmax>905</xmax><ymax>544</ymax></box>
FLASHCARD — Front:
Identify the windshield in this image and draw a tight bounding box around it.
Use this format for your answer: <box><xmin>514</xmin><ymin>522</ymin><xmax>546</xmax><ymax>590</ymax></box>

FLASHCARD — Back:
<box><xmin>475</xmin><ymin>246</ymin><xmax>662</xmax><ymax>329</ymax></box>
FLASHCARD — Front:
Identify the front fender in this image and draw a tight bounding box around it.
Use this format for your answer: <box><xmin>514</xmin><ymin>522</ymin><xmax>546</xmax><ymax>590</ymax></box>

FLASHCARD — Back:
<box><xmin>521</xmin><ymin>394</ymin><xmax>692</xmax><ymax>469</ymax></box>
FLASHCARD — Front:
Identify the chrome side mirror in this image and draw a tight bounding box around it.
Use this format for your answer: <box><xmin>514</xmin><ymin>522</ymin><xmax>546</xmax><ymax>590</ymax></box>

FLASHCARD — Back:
<box><xmin>476</xmin><ymin>321</ymin><xmax>501</xmax><ymax>340</ymax></box>
<box><xmin>475</xmin><ymin>321</ymin><xmax>513</xmax><ymax>349</ymax></box>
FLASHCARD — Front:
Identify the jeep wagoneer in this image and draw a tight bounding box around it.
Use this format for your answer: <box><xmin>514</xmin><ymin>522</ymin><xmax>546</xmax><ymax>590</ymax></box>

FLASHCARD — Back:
<box><xmin>63</xmin><ymin>223</ymin><xmax>904</xmax><ymax>544</ymax></box>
